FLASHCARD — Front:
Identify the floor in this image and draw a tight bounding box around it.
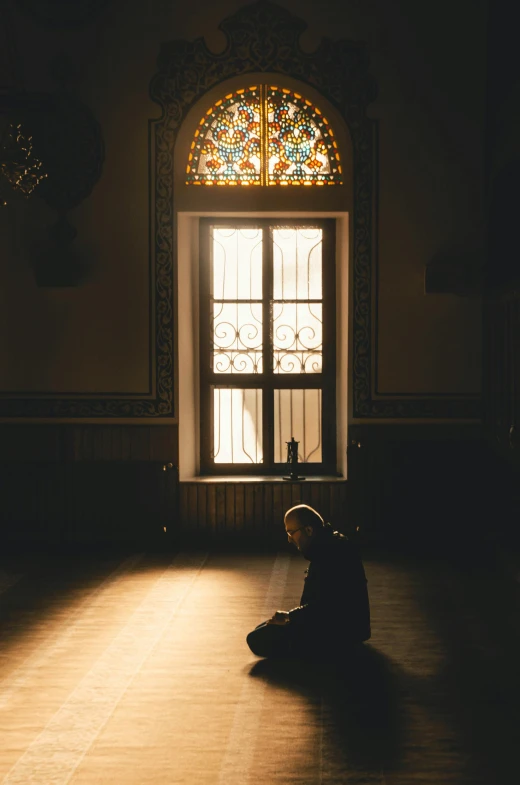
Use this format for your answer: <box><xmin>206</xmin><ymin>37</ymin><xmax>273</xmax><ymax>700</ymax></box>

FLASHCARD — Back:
<box><xmin>0</xmin><ymin>546</ymin><xmax>519</xmax><ymax>784</ymax></box>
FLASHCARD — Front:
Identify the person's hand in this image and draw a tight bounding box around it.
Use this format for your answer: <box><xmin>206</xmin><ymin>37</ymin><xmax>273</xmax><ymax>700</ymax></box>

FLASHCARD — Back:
<box><xmin>266</xmin><ymin>611</ymin><xmax>290</xmax><ymax>626</ymax></box>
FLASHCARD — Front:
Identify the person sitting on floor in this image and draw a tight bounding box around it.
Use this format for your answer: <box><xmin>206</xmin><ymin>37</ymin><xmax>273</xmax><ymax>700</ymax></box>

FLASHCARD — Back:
<box><xmin>246</xmin><ymin>504</ymin><xmax>371</xmax><ymax>659</ymax></box>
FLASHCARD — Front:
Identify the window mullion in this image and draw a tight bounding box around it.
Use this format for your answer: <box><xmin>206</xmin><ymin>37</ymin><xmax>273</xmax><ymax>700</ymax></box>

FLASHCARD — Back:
<box><xmin>262</xmin><ymin>224</ymin><xmax>274</xmax><ymax>470</ymax></box>
<box><xmin>321</xmin><ymin>221</ymin><xmax>336</xmax><ymax>472</ymax></box>
<box><xmin>200</xmin><ymin>220</ymin><xmax>212</xmax><ymax>472</ymax></box>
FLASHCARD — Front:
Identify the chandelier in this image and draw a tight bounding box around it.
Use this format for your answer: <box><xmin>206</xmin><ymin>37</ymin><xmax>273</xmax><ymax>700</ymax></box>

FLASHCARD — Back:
<box><xmin>0</xmin><ymin>121</ymin><xmax>47</xmax><ymax>198</ymax></box>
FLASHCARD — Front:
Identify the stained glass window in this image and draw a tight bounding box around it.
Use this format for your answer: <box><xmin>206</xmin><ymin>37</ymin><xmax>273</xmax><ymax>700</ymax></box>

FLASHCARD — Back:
<box><xmin>186</xmin><ymin>86</ymin><xmax>342</xmax><ymax>186</ymax></box>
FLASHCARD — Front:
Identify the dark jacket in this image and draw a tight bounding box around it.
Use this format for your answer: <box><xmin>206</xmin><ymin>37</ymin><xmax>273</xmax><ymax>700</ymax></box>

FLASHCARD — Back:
<box><xmin>288</xmin><ymin>524</ymin><xmax>371</xmax><ymax>643</ymax></box>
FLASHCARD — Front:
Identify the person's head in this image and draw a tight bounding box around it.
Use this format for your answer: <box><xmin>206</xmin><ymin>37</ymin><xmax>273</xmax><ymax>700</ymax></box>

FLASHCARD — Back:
<box><xmin>284</xmin><ymin>504</ymin><xmax>325</xmax><ymax>557</ymax></box>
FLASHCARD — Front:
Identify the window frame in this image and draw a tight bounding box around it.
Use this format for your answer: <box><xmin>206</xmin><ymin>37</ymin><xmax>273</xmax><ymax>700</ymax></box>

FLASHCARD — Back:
<box><xmin>199</xmin><ymin>217</ymin><xmax>336</xmax><ymax>476</ymax></box>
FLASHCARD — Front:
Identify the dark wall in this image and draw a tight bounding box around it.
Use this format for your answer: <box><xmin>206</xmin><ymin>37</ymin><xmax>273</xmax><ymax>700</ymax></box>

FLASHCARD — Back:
<box><xmin>0</xmin><ymin>0</ymin><xmax>492</xmax><ymax>549</ymax></box>
<box><xmin>481</xmin><ymin>0</ymin><xmax>520</xmax><ymax>553</ymax></box>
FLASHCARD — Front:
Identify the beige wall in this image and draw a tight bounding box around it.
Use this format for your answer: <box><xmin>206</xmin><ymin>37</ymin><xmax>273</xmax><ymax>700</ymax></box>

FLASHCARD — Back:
<box><xmin>0</xmin><ymin>0</ymin><xmax>486</xmax><ymax>406</ymax></box>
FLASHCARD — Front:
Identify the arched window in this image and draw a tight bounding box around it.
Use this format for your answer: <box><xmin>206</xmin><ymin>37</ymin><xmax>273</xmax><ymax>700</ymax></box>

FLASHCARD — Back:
<box><xmin>176</xmin><ymin>77</ymin><xmax>350</xmax><ymax>479</ymax></box>
<box><xmin>186</xmin><ymin>86</ymin><xmax>343</xmax><ymax>186</ymax></box>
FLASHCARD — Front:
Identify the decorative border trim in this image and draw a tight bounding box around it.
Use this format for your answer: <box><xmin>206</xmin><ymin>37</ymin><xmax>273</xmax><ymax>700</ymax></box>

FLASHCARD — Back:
<box><xmin>150</xmin><ymin>0</ymin><xmax>382</xmax><ymax>420</ymax></box>
<box><xmin>1</xmin><ymin>1</ymin><xmax>480</xmax><ymax>418</ymax></box>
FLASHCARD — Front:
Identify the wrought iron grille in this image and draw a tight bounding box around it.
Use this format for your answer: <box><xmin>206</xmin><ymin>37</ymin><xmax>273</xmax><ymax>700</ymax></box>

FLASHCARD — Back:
<box><xmin>200</xmin><ymin>218</ymin><xmax>336</xmax><ymax>475</ymax></box>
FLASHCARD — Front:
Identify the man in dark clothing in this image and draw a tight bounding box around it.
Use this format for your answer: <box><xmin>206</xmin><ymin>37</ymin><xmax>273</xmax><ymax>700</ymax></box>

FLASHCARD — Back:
<box><xmin>246</xmin><ymin>504</ymin><xmax>371</xmax><ymax>659</ymax></box>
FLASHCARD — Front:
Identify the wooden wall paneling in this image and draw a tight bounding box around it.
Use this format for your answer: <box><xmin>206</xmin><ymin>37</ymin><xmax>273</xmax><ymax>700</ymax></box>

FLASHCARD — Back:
<box><xmin>347</xmin><ymin>439</ymin><xmax>380</xmax><ymax>542</ymax></box>
<box><xmin>175</xmin><ymin>481</ymin><xmax>348</xmax><ymax>542</ymax></box>
<box><xmin>330</xmin><ymin>484</ymin><xmax>339</xmax><ymax>529</ymax></box>
<box><xmin>281</xmin><ymin>483</ymin><xmax>292</xmax><ymax>519</ymax></box>
<box><xmin>197</xmin><ymin>483</ymin><xmax>207</xmax><ymax>532</ymax></box>
<box><xmin>92</xmin><ymin>427</ymin><xmax>107</xmax><ymax>460</ymax></box>
<box><xmin>108</xmin><ymin>426</ymin><xmax>123</xmax><ymax>460</ymax></box>
<box><xmin>513</xmin><ymin>297</ymin><xmax>520</xmax><ymax>466</ymax></box>
<box><xmin>149</xmin><ymin>426</ymin><xmax>178</xmax><ymax>463</ymax></box>
<box><xmin>309</xmin><ymin>483</ymin><xmax>321</xmax><ymax>516</ymax></box>
<box><xmin>162</xmin><ymin>462</ymin><xmax>179</xmax><ymax>542</ymax></box>
<box><xmin>79</xmin><ymin>426</ymin><xmax>95</xmax><ymax>460</ymax></box>
<box><xmin>181</xmin><ymin>482</ymin><xmax>191</xmax><ymax>531</ymax></box>
<box><xmin>0</xmin><ymin>425</ymin><xmax>61</xmax><ymax>461</ymax></box>
<box><xmin>188</xmin><ymin>483</ymin><xmax>199</xmax><ymax>531</ymax></box>
<box><xmin>225</xmin><ymin>484</ymin><xmax>234</xmax><ymax>532</ymax></box>
<box><xmin>216</xmin><ymin>484</ymin><xmax>226</xmax><ymax>535</ymax></box>
<box><xmin>0</xmin><ymin>461</ymin><xmax>66</xmax><ymax>544</ymax></box>
<box><xmin>271</xmin><ymin>484</ymin><xmax>283</xmax><ymax>532</ymax></box>
<box><xmin>206</xmin><ymin>484</ymin><xmax>216</xmax><ymax>535</ymax></box>
<box><xmin>253</xmin><ymin>484</ymin><xmax>264</xmax><ymax>532</ymax></box>
<box><xmin>494</xmin><ymin>299</ymin><xmax>502</xmax><ymax>430</ymax></box>
<box><xmin>129</xmin><ymin>428</ymin><xmax>151</xmax><ymax>461</ymax></box>
<box><xmin>298</xmin><ymin>482</ymin><xmax>311</xmax><ymax>507</ymax></box>
<box><xmin>64</xmin><ymin>462</ymin><xmax>176</xmax><ymax>545</ymax></box>
<box><xmin>483</xmin><ymin>288</ymin><xmax>520</xmax><ymax>548</ymax></box>
<box><xmin>68</xmin><ymin>462</ymin><xmax>104</xmax><ymax>543</ymax></box>
<box><xmin>66</xmin><ymin>427</ymin><xmax>79</xmax><ymax>461</ymax></box>
<box><xmin>263</xmin><ymin>483</ymin><xmax>273</xmax><ymax>532</ymax></box>
<box><xmin>0</xmin><ymin>450</ymin><xmax>180</xmax><ymax>546</ymax></box>
<box><xmin>504</xmin><ymin>301</ymin><xmax>512</xmax><ymax>437</ymax></box>
<box><xmin>321</xmin><ymin>484</ymin><xmax>331</xmax><ymax>522</ymax></box>
<box><xmin>245</xmin><ymin>484</ymin><xmax>255</xmax><ymax>535</ymax></box>
<box><xmin>326</xmin><ymin>484</ymin><xmax>336</xmax><ymax>527</ymax></box>
<box><xmin>235</xmin><ymin>484</ymin><xmax>244</xmax><ymax>533</ymax></box>
<box><xmin>120</xmin><ymin>426</ymin><xmax>133</xmax><ymax>460</ymax></box>
<box><xmin>335</xmin><ymin>485</ymin><xmax>346</xmax><ymax>530</ymax></box>
<box><xmin>492</xmin><ymin>300</ymin><xmax>504</xmax><ymax>445</ymax></box>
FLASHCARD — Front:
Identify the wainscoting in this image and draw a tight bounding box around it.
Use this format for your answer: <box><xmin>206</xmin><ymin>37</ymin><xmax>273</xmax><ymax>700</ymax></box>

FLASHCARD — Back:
<box><xmin>178</xmin><ymin>479</ymin><xmax>348</xmax><ymax>545</ymax></box>
<box><xmin>347</xmin><ymin>424</ymin><xmax>494</xmax><ymax>552</ymax></box>
<box><xmin>0</xmin><ymin>422</ymin><xmax>508</xmax><ymax>553</ymax></box>
<box><xmin>0</xmin><ymin>460</ymin><xmax>178</xmax><ymax>548</ymax></box>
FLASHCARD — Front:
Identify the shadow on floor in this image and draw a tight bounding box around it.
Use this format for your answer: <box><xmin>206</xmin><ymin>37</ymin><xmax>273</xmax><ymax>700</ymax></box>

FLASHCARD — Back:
<box><xmin>414</xmin><ymin>561</ymin><xmax>520</xmax><ymax>785</ymax></box>
<box><xmin>249</xmin><ymin>645</ymin><xmax>404</xmax><ymax>773</ymax></box>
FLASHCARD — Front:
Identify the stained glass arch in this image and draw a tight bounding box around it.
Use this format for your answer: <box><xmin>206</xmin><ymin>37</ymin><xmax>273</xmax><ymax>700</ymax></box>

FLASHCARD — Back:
<box><xmin>186</xmin><ymin>85</ymin><xmax>343</xmax><ymax>186</ymax></box>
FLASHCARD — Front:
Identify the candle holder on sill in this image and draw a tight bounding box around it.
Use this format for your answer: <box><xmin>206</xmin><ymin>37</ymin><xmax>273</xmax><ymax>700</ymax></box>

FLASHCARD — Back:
<box><xmin>283</xmin><ymin>436</ymin><xmax>305</xmax><ymax>481</ymax></box>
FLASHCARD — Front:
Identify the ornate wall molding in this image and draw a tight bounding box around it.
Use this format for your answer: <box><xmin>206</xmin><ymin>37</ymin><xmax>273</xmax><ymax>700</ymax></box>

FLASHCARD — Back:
<box><xmin>149</xmin><ymin>0</ymin><xmax>479</xmax><ymax>419</ymax></box>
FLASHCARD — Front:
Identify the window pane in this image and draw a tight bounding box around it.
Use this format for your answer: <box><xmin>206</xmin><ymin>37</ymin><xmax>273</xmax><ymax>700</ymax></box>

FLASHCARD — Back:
<box><xmin>213</xmin><ymin>302</ymin><xmax>263</xmax><ymax>373</ymax></box>
<box><xmin>267</xmin><ymin>87</ymin><xmax>343</xmax><ymax>185</ymax></box>
<box><xmin>187</xmin><ymin>86</ymin><xmax>261</xmax><ymax>185</ymax></box>
<box><xmin>273</xmin><ymin>302</ymin><xmax>322</xmax><ymax>373</ymax></box>
<box><xmin>272</xmin><ymin>228</ymin><xmax>322</xmax><ymax>300</ymax></box>
<box><xmin>274</xmin><ymin>389</ymin><xmax>322</xmax><ymax>463</ymax></box>
<box><xmin>214</xmin><ymin>389</ymin><xmax>263</xmax><ymax>464</ymax></box>
<box><xmin>213</xmin><ymin>228</ymin><xmax>262</xmax><ymax>301</ymax></box>
<box><xmin>186</xmin><ymin>86</ymin><xmax>343</xmax><ymax>186</ymax></box>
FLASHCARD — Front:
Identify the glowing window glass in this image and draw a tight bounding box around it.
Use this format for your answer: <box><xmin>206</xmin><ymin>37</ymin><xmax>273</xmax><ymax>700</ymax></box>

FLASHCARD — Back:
<box><xmin>186</xmin><ymin>86</ymin><xmax>342</xmax><ymax>186</ymax></box>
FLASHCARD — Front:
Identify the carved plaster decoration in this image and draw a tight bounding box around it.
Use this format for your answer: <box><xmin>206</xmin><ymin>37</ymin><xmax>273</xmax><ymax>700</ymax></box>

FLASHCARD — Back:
<box><xmin>148</xmin><ymin>0</ymin><xmax>479</xmax><ymax>419</ymax></box>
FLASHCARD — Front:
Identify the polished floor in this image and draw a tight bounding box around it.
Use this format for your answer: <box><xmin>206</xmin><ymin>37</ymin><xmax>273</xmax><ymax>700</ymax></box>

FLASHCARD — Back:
<box><xmin>0</xmin><ymin>546</ymin><xmax>519</xmax><ymax>784</ymax></box>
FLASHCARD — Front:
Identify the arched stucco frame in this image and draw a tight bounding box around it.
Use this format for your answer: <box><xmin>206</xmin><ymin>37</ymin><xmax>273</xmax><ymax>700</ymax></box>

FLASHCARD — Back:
<box><xmin>148</xmin><ymin>0</ymin><xmax>481</xmax><ymax>419</ymax></box>
<box><xmin>151</xmin><ymin>0</ymin><xmax>378</xmax><ymax>419</ymax></box>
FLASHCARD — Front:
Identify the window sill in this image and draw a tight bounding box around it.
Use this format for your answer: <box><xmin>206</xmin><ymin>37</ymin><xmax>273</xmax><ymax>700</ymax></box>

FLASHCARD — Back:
<box><xmin>181</xmin><ymin>475</ymin><xmax>346</xmax><ymax>483</ymax></box>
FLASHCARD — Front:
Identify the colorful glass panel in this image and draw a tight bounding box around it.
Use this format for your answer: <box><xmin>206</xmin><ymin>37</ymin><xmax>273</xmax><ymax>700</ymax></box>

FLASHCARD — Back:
<box><xmin>267</xmin><ymin>87</ymin><xmax>341</xmax><ymax>185</ymax></box>
<box><xmin>187</xmin><ymin>86</ymin><xmax>342</xmax><ymax>186</ymax></box>
<box><xmin>186</xmin><ymin>87</ymin><xmax>261</xmax><ymax>185</ymax></box>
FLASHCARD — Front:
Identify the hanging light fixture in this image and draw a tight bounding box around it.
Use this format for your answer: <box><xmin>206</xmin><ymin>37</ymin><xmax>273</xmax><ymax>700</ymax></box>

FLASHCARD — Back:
<box><xmin>0</xmin><ymin>121</ymin><xmax>47</xmax><ymax>198</ymax></box>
